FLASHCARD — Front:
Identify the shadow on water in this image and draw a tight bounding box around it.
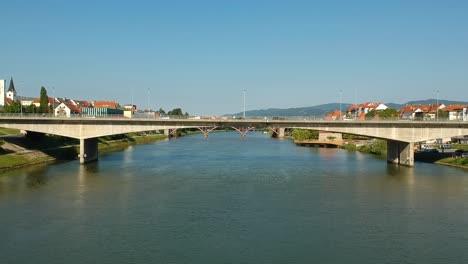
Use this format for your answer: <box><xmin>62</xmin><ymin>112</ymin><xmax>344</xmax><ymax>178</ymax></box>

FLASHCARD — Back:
<box><xmin>385</xmin><ymin>163</ymin><xmax>415</xmax><ymax>185</ymax></box>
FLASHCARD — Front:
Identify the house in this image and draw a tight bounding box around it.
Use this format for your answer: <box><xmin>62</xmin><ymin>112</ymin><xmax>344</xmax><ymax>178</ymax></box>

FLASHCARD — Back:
<box><xmin>444</xmin><ymin>104</ymin><xmax>468</xmax><ymax>121</ymax></box>
<box><xmin>346</xmin><ymin>102</ymin><xmax>388</xmax><ymax>119</ymax></box>
<box><xmin>54</xmin><ymin>102</ymin><xmax>80</xmax><ymax>117</ymax></box>
<box><xmin>325</xmin><ymin>110</ymin><xmax>343</xmax><ymax>121</ymax></box>
<box><xmin>399</xmin><ymin>104</ymin><xmax>445</xmax><ymax>120</ymax></box>
<box><xmin>33</xmin><ymin>97</ymin><xmax>61</xmax><ymax>108</ymax></box>
<box><xmin>93</xmin><ymin>100</ymin><xmax>120</xmax><ymax>109</ymax></box>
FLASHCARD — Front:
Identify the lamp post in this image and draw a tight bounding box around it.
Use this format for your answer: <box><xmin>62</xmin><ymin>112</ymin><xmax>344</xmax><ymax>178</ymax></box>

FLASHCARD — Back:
<box><xmin>339</xmin><ymin>89</ymin><xmax>342</xmax><ymax>120</ymax></box>
<box><xmin>147</xmin><ymin>88</ymin><xmax>150</xmax><ymax>112</ymax></box>
<box><xmin>243</xmin><ymin>89</ymin><xmax>246</xmax><ymax>119</ymax></box>
<box><xmin>52</xmin><ymin>86</ymin><xmax>55</xmax><ymax>117</ymax></box>
<box><xmin>436</xmin><ymin>90</ymin><xmax>439</xmax><ymax>121</ymax></box>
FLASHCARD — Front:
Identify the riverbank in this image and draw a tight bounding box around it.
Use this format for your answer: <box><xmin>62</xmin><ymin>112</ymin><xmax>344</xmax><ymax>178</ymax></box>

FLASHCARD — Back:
<box><xmin>0</xmin><ymin>132</ymin><xmax>168</xmax><ymax>172</ymax></box>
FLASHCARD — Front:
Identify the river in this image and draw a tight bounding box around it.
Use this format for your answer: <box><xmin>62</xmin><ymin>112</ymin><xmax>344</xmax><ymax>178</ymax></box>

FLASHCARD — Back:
<box><xmin>1</xmin><ymin>132</ymin><xmax>467</xmax><ymax>263</ymax></box>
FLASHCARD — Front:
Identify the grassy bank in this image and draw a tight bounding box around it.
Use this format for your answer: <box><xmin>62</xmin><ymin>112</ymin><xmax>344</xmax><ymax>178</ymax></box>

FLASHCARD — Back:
<box><xmin>0</xmin><ymin>132</ymin><xmax>168</xmax><ymax>172</ymax></box>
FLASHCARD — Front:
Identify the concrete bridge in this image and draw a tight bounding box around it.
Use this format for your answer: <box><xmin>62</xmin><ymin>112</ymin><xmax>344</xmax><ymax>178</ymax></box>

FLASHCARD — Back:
<box><xmin>1</xmin><ymin>116</ymin><xmax>467</xmax><ymax>166</ymax></box>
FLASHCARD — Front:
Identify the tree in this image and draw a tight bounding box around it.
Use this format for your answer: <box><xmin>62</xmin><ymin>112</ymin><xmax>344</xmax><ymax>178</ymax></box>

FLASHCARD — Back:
<box><xmin>39</xmin><ymin>86</ymin><xmax>49</xmax><ymax>113</ymax></box>
<box><xmin>437</xmin><ymin>109</ymin><xmax>449</xmax><ymax>120</ymax></box>
<box><xmin>2</xmin><ymin>100</ymin><xmax>22</xmax><ymax>113</ymax></box>
<box><xmin>158</xmin><ymin>108</ymin><xmax>166</xmax><ymax>115</ymax></box>
<box><xmin>366</xmin><ymin>109</ymin><xmax>399</xmax><ymax>120</ymax></box>
<box><xmin>292</xmin><ymin>129</ymin><xmax>319</xmax><ymax>141</ymax></box>
<box><xmin>167</xmin><ymin>108</ymin><xmax>184</xmax><ymax>116</ymax></box>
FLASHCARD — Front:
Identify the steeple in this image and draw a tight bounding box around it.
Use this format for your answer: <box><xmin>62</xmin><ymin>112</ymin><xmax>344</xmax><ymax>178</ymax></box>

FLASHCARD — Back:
<box><xmin>8</xmin><ymin>77</ymin><xmax>16</xmax><ymax>93</ymax></box>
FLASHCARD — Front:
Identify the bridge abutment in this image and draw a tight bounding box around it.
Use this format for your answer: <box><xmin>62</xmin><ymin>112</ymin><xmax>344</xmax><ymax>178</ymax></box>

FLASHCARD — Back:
<box><xmin>79</xmin><ymin>138</ymin><xmax>99</xmax><ymax>164</ymax></box>
<box><xmin>278</xmin><ymin>128</ymin><xmax>286</xmax><ymax>138</ymax></box>
<box><xmin>387</xmin><ymin>140</ymin><xmax>414</xmax><ymax>167</ymax></box>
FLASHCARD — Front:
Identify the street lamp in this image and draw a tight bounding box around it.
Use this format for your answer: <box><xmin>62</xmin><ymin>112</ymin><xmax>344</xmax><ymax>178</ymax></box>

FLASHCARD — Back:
<box><xmin>147</xmin><ymin>88</ymin><xmax>150</xmax><ymax>112</ymax></box>
<box><xmin>52</xmin><ymin>86</ymin><xmax>55</xmax><ymax>117</ymax></box>
<box><xmin>243</xmin><ymin>89</ymin><xmax>246</xmax><ymax>119</ymax></box>
<box><xmin>436</xmin><ymin>90</ymin><xmax>439</xmax><ymax>121</ymax></box>
<box><xmin>339</xmin><ymin>89</ymin><xmax>342</xmax><ymax>120</ymax></box>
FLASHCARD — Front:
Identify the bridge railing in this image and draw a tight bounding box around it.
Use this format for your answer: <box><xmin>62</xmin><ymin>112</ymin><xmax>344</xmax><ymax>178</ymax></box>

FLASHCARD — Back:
<box><xmin>0</xmin><ymin>113</ymin><xmax>466</xmax><ymax>122</ymax></box>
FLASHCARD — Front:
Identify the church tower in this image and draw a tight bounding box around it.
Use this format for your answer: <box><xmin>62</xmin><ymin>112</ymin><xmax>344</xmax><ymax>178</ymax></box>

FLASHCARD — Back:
<box><xmin>6</xmin><ymin>77</ymin><xmax>16</xmax><ymax>101</ymax></box>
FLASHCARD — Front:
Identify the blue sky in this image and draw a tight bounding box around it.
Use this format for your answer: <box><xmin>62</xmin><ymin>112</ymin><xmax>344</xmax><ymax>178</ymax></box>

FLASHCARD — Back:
<box><xmin>2</xmin><ymin>0</ymin><xmax>468</xmax><ymax>116</ymax></box>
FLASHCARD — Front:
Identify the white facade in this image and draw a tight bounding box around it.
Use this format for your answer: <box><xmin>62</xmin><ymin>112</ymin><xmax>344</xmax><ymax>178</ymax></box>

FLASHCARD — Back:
<box><xmin>375</xmin><ymin>103</ymin><xmax>388</xmax><ymax>111</ymax></box>
<box><xmin>0</xmin><ymin>80</ymin><xmax>4</xmax><ymax>106</ymax></box>
<box><xmin>6</xmin><ymin>90</ymin><xmax>15</xmax><ymax>101</ymax></box>
<box><xmin>55</xmin><ymin>102</ymin><xmax>72</xmax><ymax>117</ymax></box>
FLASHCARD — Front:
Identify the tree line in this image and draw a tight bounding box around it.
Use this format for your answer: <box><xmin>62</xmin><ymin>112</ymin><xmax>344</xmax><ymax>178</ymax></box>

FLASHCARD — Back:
<box><xmin>1</xmin><ymin>87</ymin><xmax>50</xmax><ymax>114</ymax></box>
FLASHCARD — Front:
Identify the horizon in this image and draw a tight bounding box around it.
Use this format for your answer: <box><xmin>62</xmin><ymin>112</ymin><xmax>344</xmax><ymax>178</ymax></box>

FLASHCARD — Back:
<box><xmin>2</xmin><ymin>1</ymin><xmax>467</xmax><ymax>116</ymax></box>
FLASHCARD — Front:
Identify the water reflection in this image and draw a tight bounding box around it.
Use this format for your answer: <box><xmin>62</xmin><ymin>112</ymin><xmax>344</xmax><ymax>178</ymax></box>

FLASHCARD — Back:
<box><xmin>386</xmin><ymin>164</ymin><xmax>415</xmax><ymax>186</ymax></box>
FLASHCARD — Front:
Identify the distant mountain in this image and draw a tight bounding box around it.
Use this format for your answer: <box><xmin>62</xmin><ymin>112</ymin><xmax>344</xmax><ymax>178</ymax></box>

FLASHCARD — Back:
<box><xmin>226</xmin><ymin>99</ymin><xmax>468</xmax><ymax>117</ymax></box>
<box><xmin>227</xmin><ymin>103</ymin><xmax>352</xmax><ymax>118</ymax></box>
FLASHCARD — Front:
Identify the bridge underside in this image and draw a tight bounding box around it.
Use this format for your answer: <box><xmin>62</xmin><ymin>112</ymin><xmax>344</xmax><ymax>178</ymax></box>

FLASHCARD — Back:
<box><xmin>1</xmin><ymin>118</ymin><xmax>467</xmax><ymax>166</ymax></box>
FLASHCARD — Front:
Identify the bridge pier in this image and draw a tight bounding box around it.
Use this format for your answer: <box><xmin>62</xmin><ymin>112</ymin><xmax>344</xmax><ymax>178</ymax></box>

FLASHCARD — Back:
<box><xmin>387</xmin><ymin>140</ymin><xmax>414</xmax><ymax>167</ymax></box>
<box><xmin>79</xmin><ymin>138</ymin><xmax>99</xmax><ymax>164</ymax></box>
<box><xmin>278</xmin><ymin>128</ymin><xmax>286</xmax><ymax>138</ymax></box>
<box><xmin>197</xmin><ymin>127</ymin><xmax>218</xmax><ymax>138</ymax></box>
<box><xmin>231</xmin><ymin>126</ymin><xmax>255</xmax><ymax>139</ymax></box>
<box><xmin>164</xmin><ymin>129</ymin><xmax>178</xmax><ymax>137</ymax></box>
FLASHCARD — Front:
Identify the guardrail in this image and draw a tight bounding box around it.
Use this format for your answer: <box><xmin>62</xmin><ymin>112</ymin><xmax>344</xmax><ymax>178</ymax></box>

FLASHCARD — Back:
<box><xmin>0</xmin><ymin>113</ymin><xmax>467</xmax><ymax>122</ymax></box>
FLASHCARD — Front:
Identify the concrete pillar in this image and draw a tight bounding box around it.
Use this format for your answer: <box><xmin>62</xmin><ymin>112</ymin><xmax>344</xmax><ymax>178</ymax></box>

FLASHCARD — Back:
<box><xmin>79</xmin><ymin>138</ymin><xmax>99</xmax><ymax>164</ymax></box>
<box><xmin>164</xmin><ymin>129</ymin><xmax>170</xmax><ymax>136</ymax></box>
<box><xmin>278</xmin><ymin>128</ymin><xmax>286</xmax><ymax>138</ymax></box>
<box><xmin>387</xmin><ymin>140</ymin><xmax>414</xmax><ymax>167</ymax></box>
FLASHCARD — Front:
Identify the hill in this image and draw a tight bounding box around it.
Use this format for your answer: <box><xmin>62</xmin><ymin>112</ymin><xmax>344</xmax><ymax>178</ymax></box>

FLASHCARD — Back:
<box><xmin>227</xmin><ymin>99</ymin><xmax>468</xmax><ymax>118</ymax></box>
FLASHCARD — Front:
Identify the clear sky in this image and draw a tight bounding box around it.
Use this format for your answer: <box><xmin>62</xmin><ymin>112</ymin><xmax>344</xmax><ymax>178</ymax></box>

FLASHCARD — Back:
<box><xmin>2</xmin><ymin>0</ymin><xmax>468</xmax><ymax>116</ymax></box>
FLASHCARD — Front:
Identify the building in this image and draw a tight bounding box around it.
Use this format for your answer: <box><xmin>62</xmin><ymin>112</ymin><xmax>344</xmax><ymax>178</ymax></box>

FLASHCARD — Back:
<box><xmin>325</xmin><ymin>110</ymin><xmax>343</xmax><ymax>121</ymax></box>
<box><xmin>6</xmin><ymin>78</ymin><xmax>16</xmax><ymax>102</ymax></box>
<box><xmin>0</xmin><ymin>79</ymin><xmax>5</xmax><ymax>107</ymax></box>
<box><xmin>54</xmin><ymin>102</ymin><xmax>81</xmax><ymax>117</ymax></box>
<box><xmin>93</xmin><ymin>100</ymin><xmax>120</xmax><ymax>109</ymax></box>
<box><xmin>399</xmin><ymin>104</ymin><xmax>446</xmax><ymax>120</ymax></box>
<box><xmin>81</xmin><ymin>107</ymin><xmax>123</xmax><ymax>117</ymax></box>
<box><xmin>444</xmin><ymin>104</ymin><xmax>468</xmax><ymax>121</ymax></box>
<box><xmin>346</xmin><ymin>102</ymin><xmax>388</xmax><ymax>120</ymax></box>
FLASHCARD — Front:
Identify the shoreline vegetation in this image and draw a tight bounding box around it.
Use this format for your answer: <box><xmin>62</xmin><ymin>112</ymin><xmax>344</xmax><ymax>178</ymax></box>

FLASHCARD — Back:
<box><xmin>290</xmin><ymin>129</ymin><xmax>468</xmax><ymax>170</ymax></box>
<box><xmin>0</xmin><ymin>129</ymin><xmax>169</xmax><ymax>173</ymax></box>
<box><xmin>1</xmin><ymin>128</ymin><xmax>467</xmax><ymax>173</ymax></box>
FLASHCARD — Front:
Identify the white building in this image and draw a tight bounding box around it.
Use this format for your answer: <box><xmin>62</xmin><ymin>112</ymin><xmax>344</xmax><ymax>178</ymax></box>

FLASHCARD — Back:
<box><xmin>0</xmin><ymin>79</ymin><xmax>5</xmax><ymax>107</ymax></box>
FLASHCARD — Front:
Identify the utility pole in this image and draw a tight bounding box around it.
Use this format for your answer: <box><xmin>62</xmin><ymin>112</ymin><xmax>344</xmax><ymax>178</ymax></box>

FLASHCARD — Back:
<box><xmin>147</xmin><ymin>88</ymin><xmax>150</xmax><ymax>112</ymax></box>
<box><xmin>339</xmin><ymin>89</ymin><xmax>342</xmax><ymax>120</ymax></box>
<box><xmin>436</xmin><ymin>90</ymin><xmax>439</xmax><ymax>121</ymax></box>
<box><xmin>243</xmin><ymin>89</ymin><xmax>246</xmax><ymax>119</ymax></box>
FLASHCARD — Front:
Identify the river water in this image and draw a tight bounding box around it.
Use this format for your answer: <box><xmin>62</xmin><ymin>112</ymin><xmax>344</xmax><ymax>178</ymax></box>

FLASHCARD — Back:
<box><xmin>1</xmin><ymin>132</ymin><xmax>467</xmax><ymax>263</ymax></box>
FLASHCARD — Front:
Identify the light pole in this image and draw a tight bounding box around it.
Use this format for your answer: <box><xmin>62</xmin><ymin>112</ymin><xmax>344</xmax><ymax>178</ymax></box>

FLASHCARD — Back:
<box><xmin>147</xmin><ymin>88</ymin><xmax>150</xmax><ymax>112</ymax></box>
<box><xmin>436</xmin><ymin>90</ymin><xmax>439</xmax><ymax>121</ymax></box>
<box><xmin>339</xmin><ymin>89</ymin><xmax>342</xmax><ymax>120</ymax></box>
<box><xmin>52</xmin><ymin>86</ymin><xmax>55</xmax><ymax>117</ymax></box>
<box><xmin>243</xmin><ymin>89</ymin><xmax>246</xmax><ymax>119</ymax></box>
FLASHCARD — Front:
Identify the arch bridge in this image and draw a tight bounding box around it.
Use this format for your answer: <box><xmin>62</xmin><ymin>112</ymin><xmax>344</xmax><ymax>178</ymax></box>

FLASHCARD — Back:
<box><xmin>1</xmin><ymin>116</ymin><xmax>467</xmax><ymax>166</ymax></box>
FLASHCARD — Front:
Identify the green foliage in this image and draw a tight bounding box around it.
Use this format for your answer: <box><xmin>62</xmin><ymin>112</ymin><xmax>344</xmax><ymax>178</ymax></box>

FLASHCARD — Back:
<box><xmin>39</xmin><ymin>86</ymin><xmax>49</xmax><ymax>113</ymax></box>
<box><xmin>452</xmin><ymin>144</ymin><xmax>468</xmax><ymax>151</ymax></box>
<box><xmin>292</xmin><ymin>129</ymin><xmax>319</xmax><ymax>141</ymax></box>
<box><xmin>167</xmin><ymin>108</ymin><xmax>189</xmax><ymax>116</ymax></box>
<box><xmin>342</xmin><ymin>140</ymin><xmax>387</xmax><ymax>157</ymax></box>
<box><xmin>342</xmin><ymin>134</ymin><xmax>370</xmax><ymax>140</ymax></box>
<box><xmin>438</xmin><ymin>109</ymin><xmax>449</xmax><ymax>119</ymax></box>
<box><xmin>2</xmin><ymin>100</ymin><xmax>23</xmax><ymax>113</ymax></box>
<box><xmin>159</xmin><ymin>108</ymin><xmax>166</xmax><ymax>115</ymax></box>
<box><xmin>24</xmin><ymin>104</ymin><xmax>38</xmax><ymax>113</ymax></box>
<box><xmin>366</xmin><ymin>108</ymin><xmax>399</xmax><ymax>120</ymax></box>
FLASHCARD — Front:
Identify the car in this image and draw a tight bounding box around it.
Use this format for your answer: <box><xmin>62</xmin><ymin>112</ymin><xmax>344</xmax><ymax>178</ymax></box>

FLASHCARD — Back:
<box><xmin>453</xmin><ymin>149</ymin><xmax>464</xmax><ymax>158</ymax></box>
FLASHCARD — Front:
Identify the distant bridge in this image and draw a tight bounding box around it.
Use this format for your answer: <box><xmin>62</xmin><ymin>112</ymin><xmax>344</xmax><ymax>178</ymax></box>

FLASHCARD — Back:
<box><xmin>1</xmin><ymin>116</ymin><xmax>467</xmax><ymax>166</ymax></box>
